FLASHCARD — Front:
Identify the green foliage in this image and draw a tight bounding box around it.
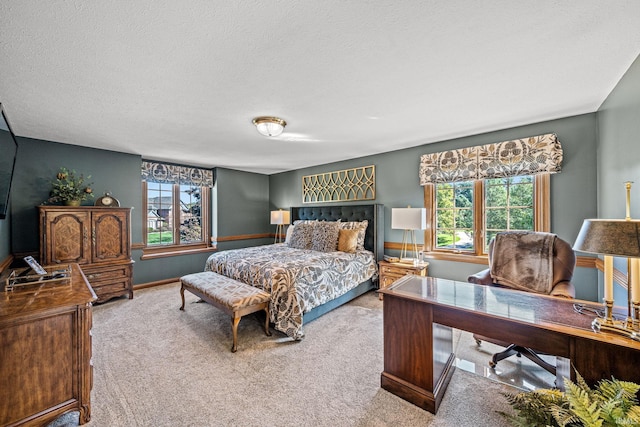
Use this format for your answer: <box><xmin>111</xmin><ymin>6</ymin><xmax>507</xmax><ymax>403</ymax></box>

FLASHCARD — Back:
<box><xmin>501</xmin><ymin>372</ymin><xmax>640</xmax><ymax>427</ymax></box>
<box><xmin>48</xmin><ymin>167</ymin><xmax>94</xmax><ymax>203</ymax></box>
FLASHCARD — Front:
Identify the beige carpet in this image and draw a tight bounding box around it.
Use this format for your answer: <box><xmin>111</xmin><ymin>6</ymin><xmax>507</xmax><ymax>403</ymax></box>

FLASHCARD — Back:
<box><xmin>60</xmin><ymin>283</ymin><xmax>525</xmax><ymax>426</ymax></box>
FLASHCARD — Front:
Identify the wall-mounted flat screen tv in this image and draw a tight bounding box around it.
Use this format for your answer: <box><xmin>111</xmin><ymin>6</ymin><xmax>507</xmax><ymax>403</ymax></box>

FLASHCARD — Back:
<box><xmin>0</xmin><ymin>103</ymin><xmax>18</xmax><ymax>220</ymax></box>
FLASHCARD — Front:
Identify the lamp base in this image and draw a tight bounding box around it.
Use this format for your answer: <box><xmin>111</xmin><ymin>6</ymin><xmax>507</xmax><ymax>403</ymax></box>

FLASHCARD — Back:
<box><xmin>591</xmin><ymin>317</ymin><xmax>640</xmax><ymax>342</ymax></box>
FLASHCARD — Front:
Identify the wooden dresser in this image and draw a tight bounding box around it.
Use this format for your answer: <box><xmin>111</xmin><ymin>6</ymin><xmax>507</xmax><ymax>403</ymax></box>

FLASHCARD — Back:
<box><xmin>378</xmin><ymin>260</ymin><xmax>428</xmax><ymax>300</ymax></box>
<box><xmin>0</xmin><ymin>264</ymin><xmax>96</xmax><ymax>425</ymax></box>
<box><xmin>39</xmin><ymin>205</ymin><xmax>134</xmax><ymax>303</ymax></box>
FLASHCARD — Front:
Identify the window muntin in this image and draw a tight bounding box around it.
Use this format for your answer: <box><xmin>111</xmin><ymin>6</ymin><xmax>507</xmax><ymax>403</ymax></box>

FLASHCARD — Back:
<box><xmin>484</xmin><ymin>176</ymin><xmax>534</xmax><ymax>252</ymax></box>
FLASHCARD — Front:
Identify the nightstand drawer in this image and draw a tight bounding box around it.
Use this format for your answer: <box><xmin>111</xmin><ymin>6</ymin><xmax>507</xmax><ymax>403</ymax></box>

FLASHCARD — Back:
<box><xmin>378</xmin><ymin>260</ymin><xmax>428</xmax><ymax>300</ymax></box>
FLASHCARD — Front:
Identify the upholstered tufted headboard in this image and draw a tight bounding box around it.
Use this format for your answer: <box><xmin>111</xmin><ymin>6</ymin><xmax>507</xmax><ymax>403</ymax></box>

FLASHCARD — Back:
<box><xmin>290</xmin><ymin>204</ymin><xmax>384</xmax><ymax>261</ymax></box>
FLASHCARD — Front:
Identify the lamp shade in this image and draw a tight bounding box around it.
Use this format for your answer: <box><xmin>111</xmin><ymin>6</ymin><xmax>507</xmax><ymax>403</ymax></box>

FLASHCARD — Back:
<box><xmin>270</xmin><ymin>210</ymin><xmax>290</xmax><ymax>225</ymax></box>
<box><xmin>573</xmin><ymin>219</ymin><xmax>640</xmax><ymax>257</ymax></box>
<box><xmin>391</xmin><ymin>207</ymin><xmax>427</xmax><ymax>230</ymax></box>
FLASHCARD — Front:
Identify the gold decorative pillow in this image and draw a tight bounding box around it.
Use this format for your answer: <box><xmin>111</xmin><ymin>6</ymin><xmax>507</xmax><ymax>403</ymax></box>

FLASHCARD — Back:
<box><xmin>337</xmin><ymin>220</ymin><xmax>368</xmax><ymax>250</ymax></box>
<box><xmin>337</xmin><ymin>229</ymin><xmax>359</xmax><ymax>253</ymax></box>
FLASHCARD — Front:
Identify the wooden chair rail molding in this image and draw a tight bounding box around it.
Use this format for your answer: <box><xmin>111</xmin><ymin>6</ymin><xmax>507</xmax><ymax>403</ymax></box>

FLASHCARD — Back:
<box><xmin>134</xmin><ymin>233</ymin><xmax>271</xmax><ymax>249</ymax></box>
<box><xmin>0</xmin><ymin>254</ymin><xmax>13</xmax><ymax>272</ymax></box>
<box><xmin>216</xmin><ymin>233</ymin><xmax>271</xmax><ymax>242</ymax></box>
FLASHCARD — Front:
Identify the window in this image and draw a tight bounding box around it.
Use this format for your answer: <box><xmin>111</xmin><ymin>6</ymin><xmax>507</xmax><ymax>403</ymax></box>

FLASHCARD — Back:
<box><xmin>424</xmin><ymin>174</ymin><xmax>549</xmax><ymax>258</ymax></box>
<box><xmin>418</xmin><ymin>133</ymin><xmax>561</xmax><ymax>261</ymax></box>
<box><xmin>435</xmin><ymin>181</ymin><xmax>474</xmax><ymax>250</ymax></box>
<box><xmin>141</xmin><ymin>161</ymin><xmax>214</xmax><ymax>259</ymax></box>
<box><xmin>484</xmin><ymin>175</ymin><xmax>534</xmax><ymax>250</ymax></box>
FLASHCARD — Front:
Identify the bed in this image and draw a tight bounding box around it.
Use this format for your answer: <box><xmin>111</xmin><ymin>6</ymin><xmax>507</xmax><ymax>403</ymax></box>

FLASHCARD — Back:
<box><xmin>204</xmin><ymin>204</ymin><xmax>384</xmax><ymax>339</ymax></box>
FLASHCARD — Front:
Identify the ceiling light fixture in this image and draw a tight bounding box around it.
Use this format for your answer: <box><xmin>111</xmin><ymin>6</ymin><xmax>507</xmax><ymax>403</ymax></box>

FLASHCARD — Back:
<box><xmin>252</xmin><ymin>116</ymin><xmax>286</xmax><ymax>137</ymax></box>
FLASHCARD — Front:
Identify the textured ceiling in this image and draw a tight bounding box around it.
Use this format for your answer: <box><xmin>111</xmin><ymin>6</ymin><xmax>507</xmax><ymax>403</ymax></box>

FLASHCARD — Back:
<box><xmin>1</xmin><ymin>1</ymin><xmax>640</xmax><ymax>174</ymax></box>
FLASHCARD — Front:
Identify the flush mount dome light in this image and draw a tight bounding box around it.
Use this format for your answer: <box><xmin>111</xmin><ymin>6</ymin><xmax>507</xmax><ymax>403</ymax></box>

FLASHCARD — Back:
<box><xmin>252</xmin><ymin>116</ymin><xmax>286</xmax><ymax>137</ymax></box>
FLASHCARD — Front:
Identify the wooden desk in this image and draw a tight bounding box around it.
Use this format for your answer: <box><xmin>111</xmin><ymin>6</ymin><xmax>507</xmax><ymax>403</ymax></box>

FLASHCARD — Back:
<box><xmin>0</xmin><ymin>264</ymin><xmax>96</xmax><ymax>426</ymax></box>
<box><xmin>380</xmin><ymin>275</ymin><xmax>640</xmax><ymax>414</ymax></box>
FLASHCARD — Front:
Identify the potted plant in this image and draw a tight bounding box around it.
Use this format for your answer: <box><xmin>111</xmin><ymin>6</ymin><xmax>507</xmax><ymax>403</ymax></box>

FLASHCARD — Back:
<box><xmin>48</xmin><ymin>167</ymin><xmax>94</xmax><ymax>206</ymax></box>
<box><xmin>501</xmin><ymin>371</ymin><xmax>640</xmax><ymax>426</ymax></box>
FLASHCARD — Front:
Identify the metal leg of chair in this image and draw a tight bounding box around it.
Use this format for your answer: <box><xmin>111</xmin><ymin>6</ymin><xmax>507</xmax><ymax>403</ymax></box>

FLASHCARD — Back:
<box><xmin>518</xmin><ymin>347</ymin><xmax>556</xmax><ymax>376</ymax></box>
<box><xmin>489</xmin><ymin>344</ymin><xmax>520</xmax><ymax>368</ymax></box>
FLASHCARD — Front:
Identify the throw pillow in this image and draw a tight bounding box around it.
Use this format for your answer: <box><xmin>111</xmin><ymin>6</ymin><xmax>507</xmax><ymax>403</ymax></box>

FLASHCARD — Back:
<box><xmin>288</xmin><ymin>223</ymin><xmax>314</xmax><ymax>249</ymax></box>
<box><xmin>284</xmin><ymin>224</ymin><xmax>295</xmax><ymax>244</ymax></box>
<box><xmin>337</xmin><ymin>229</ymin><xmax>359</xmax><ymax>253</ymax></box>
<box><xmin>337</xmin><ymin>220</ymin><xmax>368</xmax><ymax>250</ymax></box>
<box><xmin>311</xmin><ymin>221</ymin><xmax>340</xmax><ymax>252</ymax></box>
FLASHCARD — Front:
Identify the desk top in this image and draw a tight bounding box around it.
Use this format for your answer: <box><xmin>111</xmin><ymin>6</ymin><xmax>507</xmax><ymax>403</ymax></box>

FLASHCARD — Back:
<box><xmin>381</xmin><ymin>275</ymin><xmax>640</xmax><ymax>350</ymax></box>
<box><xmin>1</xmin><ymin>263</ymin><xmax>96</xmax><ymax>320</ymax></box>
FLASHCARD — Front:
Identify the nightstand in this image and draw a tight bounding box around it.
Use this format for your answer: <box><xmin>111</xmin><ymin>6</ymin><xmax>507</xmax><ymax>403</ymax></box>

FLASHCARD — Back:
<box><xmin>378</xmin><ymin>260</ymin><xmax>428</xmax><ymax>300</ymax></box>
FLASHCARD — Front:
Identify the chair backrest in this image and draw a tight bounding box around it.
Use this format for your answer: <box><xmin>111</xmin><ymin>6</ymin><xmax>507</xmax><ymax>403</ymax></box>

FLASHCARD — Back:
<box><xmin>487</xmin><ymin>231</ymin><xmax>576</xmax><ymax>297</ymax></box>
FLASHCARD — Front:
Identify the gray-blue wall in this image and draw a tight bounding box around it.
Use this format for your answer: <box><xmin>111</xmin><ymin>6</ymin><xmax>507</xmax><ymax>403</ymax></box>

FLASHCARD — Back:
<box><xmin>270</xmin><ymin>113</ymin><xmax>599</xmax><ymax>301</ymax></box>
<box><xmin>5</xmin><ymin>138</ymin><xmax>271</xmax><ymax>284</ymax></box>
<box><xmin>597</xmin><ymin>52</ymin><xmax>640</xmax><ymax>303</ymax></box>
<box><xmin>4</xmin><ymin>53</ymin><xmax>640</xmax><ymax>301</ymax></box>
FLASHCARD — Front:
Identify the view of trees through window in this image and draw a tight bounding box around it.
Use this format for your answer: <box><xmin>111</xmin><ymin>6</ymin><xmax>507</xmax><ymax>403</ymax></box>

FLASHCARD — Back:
<box><xmin>146</xmin><ymin>182</ymin><xmax>203</xmax><ymax>246</ymax></box>
<box><xmin>435</xmin><ymin>175</ymin><xmax>534</xmax><ymax>252</ymax></box>
<box><xmin>436</xmin><ymin>181</ymin><xmax>474</xmax><ymax>250</ymax></box>
<box><xmin>485</xmin><ymin>176</ymin><xmax>534</xmax><ymax>250</ymax></box>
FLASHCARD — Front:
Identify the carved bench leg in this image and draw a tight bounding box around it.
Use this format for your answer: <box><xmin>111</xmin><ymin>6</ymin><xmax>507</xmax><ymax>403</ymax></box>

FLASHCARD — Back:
<box><xmin>264</xmin><ymin>306</ymin><xmax>272</xmax><ymax>336</ymax></box>
<box><xmin>179</xmin><ymin>284</ymin><xmax>186</xmax><ymax>311</ymax></box>
<box><xmin>231</xmin><ymin>315</ymin><xmax>241</xmax><ymax>353</ymax></box>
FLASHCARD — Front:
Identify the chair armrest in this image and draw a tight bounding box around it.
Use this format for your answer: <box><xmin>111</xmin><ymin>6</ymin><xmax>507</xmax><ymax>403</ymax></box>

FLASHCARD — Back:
<box><xmin>467</xmin><ymin>268</ymin><xmax>493</xmax><ymax>286</ymax></box>
<box><xmin>550</xmin><ymin>280</ymin><xmax>576</xmax><ymax>299</ymax></box>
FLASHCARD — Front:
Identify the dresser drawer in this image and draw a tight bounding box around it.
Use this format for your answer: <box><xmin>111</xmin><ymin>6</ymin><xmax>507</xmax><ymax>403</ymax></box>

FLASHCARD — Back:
<box><xmin>82</xmin><ymin>264</ymin><xmax>131</xmax><ymax>282</ymax></box>
<box><xmin>81</xmin><ymin>263</ymin><xmax>133</xmax><ymax>303</ymax></box>
<box><xmin>92</xmin><ymin>278</ymin><xmax>129</xmax><ymax>294</ymax></box>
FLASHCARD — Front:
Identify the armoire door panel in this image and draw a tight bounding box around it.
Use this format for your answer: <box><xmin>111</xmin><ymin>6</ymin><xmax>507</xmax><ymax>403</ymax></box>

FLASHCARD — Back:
<box><xmin>46</xmin><ymin>211</ymin><xmax>90</xmax><ymax>264</ymax></box>
<box><xmin>92</xmin><ymin>211</ymin><xmax>129</xmax><ymax>262</ymax></box>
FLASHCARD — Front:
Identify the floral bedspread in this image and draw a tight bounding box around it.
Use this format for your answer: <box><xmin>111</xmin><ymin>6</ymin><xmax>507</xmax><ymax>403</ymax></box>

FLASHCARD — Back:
<box><xmin>204</xmin><ymin>244</ymin><xmax>377</xmax><ymax>339</ymax></box>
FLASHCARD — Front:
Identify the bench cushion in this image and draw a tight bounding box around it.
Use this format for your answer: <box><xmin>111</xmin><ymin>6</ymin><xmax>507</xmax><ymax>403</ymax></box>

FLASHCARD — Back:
<box><xmin>180</xmin><ymin>272</ymin><xmax>270</xmax><ymax>311</ymax></box>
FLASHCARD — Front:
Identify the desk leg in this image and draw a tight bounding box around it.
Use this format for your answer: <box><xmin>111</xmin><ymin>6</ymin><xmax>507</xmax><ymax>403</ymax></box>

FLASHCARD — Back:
<box><xmin>555</xmin><ymin>356</ymin><xmax>571</xmax><ymax>390</ymax></box>
<box><xmin>381</xmin><ymin>295</ymin><xmax>455</xmax><ymax>414</ymax></box>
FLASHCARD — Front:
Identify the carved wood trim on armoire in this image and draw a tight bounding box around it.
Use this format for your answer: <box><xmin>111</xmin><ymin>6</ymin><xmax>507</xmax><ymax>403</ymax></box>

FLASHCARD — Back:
<box><xmin>39</xmin><ymin>206</ymin><xmax>134</xmax><ymax>303</ymax></box>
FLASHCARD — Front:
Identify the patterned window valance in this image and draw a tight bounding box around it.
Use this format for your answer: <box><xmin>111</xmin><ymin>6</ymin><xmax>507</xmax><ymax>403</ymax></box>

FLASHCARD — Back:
<box><xmin>141</xmin><ymin>160</ymin><xmax>215</xmax><ymax>187</ymax></box>
<box><xmin>419</xmin><ymin>133</ymin><xmax>563</xmax><ymax>185</ymax></box>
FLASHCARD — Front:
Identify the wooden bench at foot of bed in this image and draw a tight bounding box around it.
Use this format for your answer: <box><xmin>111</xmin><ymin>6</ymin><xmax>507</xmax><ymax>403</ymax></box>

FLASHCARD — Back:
<box><xmin>179</xmin><ymin>271</ymin><xmax>272</xmax><ymax>352</ymax></box>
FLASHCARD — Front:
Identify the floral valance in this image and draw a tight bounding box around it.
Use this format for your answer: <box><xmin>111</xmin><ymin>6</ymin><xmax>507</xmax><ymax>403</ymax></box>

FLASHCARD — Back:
<box><xmin>419</xmin><ymin>133</ymin><xmax>563</xmax><ymax>185</ymax></box>
<box><xmin>141</xmin><ymin>160</ymin><xmax>215</xmax><ymax>187</ymax></box>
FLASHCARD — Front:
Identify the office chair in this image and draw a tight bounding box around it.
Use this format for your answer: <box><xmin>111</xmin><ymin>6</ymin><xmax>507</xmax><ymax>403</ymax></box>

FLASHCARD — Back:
<box><xmin>467</xmin><ymin>231</ymin><xmax>576</xmax><ymax>375</ymax></box>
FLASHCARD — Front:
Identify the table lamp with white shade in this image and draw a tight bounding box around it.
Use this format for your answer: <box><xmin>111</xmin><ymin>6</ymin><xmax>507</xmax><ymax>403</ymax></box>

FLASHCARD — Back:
<box><xmin>270</xmin><ymin>209</ymin><xmax>290</xmax><ymax>244</ymax></box>
<box><xmin>391</xmin><ymin>206</ymin><xmax>427</xmax><ymax>265</ymax></box>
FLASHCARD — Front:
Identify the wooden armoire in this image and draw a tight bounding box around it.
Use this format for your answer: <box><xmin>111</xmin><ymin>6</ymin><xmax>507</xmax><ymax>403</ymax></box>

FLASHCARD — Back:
<box><xmin>39</xmin><ymin>205</ymin><xmax>133</xmax><ymax>303</ymax></box>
